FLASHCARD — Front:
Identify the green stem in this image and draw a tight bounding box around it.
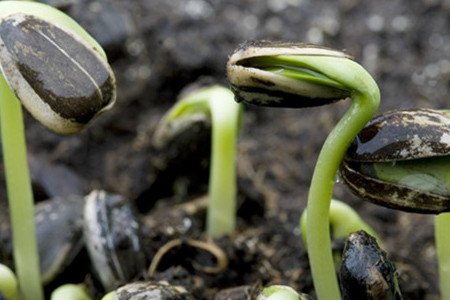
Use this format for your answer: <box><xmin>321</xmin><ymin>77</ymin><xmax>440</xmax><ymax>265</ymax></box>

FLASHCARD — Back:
<box><xmin>436</xmin><ymin>213</ymin><xmax>450</xmax><ymax>300</ymax></box>
<box><xmin>300</xmin><ymin>199</ymin><xmax>381</xmax><ymax>247</ymax></box>
<box><xmin>302</xmin><ymin>57</ymin><xmax>380</xmax><ymax>300</ymax></box>
<box><xmin>228</xmin><ymin>44</ymin><xmax>381</xmax><ymax>299</ymax></box>
<box><xmin>328</xmin><ymin>200</ymin><xmax>380</xmax><ymax>243</ymax></box>
<box><xmin>261</xmin><ymin>285</ymin><xmax>303</xmax><ymax>300</ymax></box>
<box><xmin>156</xmin><ymin>86</ymin><xmax>241</xmax><ymax>238</ymax></box>
<box><xmin>50</xmin><ymin>284</ymin><xmax>91</xmax><ymax>300</ymax></box>
<box><xmin>206</xmin><ymin>88</ymin><xmax>240</xmax><ymax>238</ymax></box>
<box><xmin>436</xmin><ymin>109</ymin><xmax>450</xmax><ymax>300</ymax></box>
<box><xmin>0</xmin><ymin>75</ymin><xmax>44</xmax><ymax>300</ymax></box>
<box><xmin>0</xmin><ymin>263</ymin><xmax>18</xmax><ymax>300</ymax></box>
<box><xmin>306</xmin><ymin>97</ymin><xmax>369</xmax><ymax>299</ymax></box>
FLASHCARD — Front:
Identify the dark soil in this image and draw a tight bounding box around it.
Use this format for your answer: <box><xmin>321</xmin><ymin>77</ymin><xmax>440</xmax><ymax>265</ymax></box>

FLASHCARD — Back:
<box><xmin>1</xmin><ymin>0</ymin><xmax>449</xmax><ymax>299</ymax></box>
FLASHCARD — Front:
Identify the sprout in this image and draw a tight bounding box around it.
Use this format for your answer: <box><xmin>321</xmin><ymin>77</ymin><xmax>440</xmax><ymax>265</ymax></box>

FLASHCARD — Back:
<box><xmin>50</xmin><ymin>284</ymin><xmax>91</xmax><ymax>300</ymax></box>
<box><xmin>300</xmin><ymin>199</ymin><xmax>381</xmax><ymax>247</ymax></box>
<box><xmin>300</xmin><ymin>199</ymin><xmax>381</xmax><ymax>273</ymax></box>
<box><xmin>227</xmin><ymin>40</ymin><xmax>380</xmax><ymax>299</ymax></box>
<box><xmin>0</xmin><ymin>263</ymin><xmax>18</xmax><ymax>300</ymax></box>
<box><xmin>227</xmin><ymin>41</ymin><xmax>352</xmax><ymax>108</ymax></box>
<box><xmin>0</xmin><ymin>2</ymin><xmax>116</xmax><ymax>299</ymax></box>
<box><xmin>101</xmin><ymin>291</ymin><xmax>116</xmax><ymax>300</ymax></box>
<box><xmin>339</xmin><ymin>108</ymin><xmax>450</xmax><ymax>299</ymax></box>
<box><xmin>257</xmin><ymin>285</ymin><xmax>311</xmax><ymax>300</ymax></box>
<box><xmin>153</xmin><ymin>85</ymin><xmax>242</xmax><ymax>238</ymax></box>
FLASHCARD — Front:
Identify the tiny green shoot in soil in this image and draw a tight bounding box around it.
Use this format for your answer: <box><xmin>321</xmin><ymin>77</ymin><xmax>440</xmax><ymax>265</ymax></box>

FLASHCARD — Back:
<box><xmin>258</xmin><ymin>285</ymin><xmax>308</xmax><ymax>300</ymax></box>
<box><xmin>153</xmin><ymin>85</ymin><xmax>242</xmax><ymax>238</ymax></box>
<box><xmin>300</xmin><ymin>198</ymin><xmax>381</xmax><ymax>247</ymax></box>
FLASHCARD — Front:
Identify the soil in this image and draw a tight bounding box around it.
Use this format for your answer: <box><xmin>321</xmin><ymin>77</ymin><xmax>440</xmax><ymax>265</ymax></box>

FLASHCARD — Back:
<box><xmin>1</xmin><ymin>0</ymin><xmax>450</xmax><ymax>299</ymax></box>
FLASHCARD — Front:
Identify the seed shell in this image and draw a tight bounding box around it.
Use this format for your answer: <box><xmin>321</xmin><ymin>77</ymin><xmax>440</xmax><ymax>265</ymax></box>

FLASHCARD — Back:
<box><xmin>345</xmin><ymin>109</ymin><xmax>450</xmax><ymax>162</ymax></box>
<box><xmin>0</xmin><ymin>13</ymin><xmax>116</xmax><ymax>134</ymax></box>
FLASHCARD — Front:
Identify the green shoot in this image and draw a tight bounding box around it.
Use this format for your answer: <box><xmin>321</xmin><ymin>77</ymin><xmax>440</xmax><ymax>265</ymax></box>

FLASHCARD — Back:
<box><xmin>227</xmin><ymin>41</ymin><xmax>380</xmax><ymax>299</ymax></box>
<box><xmin>0</xmin><ymin>263</ymin><xmax>18</xmax><ymax>300</ymax></box>
<box><xmin>50</xmin><ymin>284</ymin><xmax>91</xmax><ymax>300</ymax></box>
<box><xmin>436</xmin><ymin>110</ymin><xmax>450</xmax><ymax>299</ymax></box>
<box><xmin>0</xmin><ymin>72</ymin><xmax>43</xmax><ymax>300</ymax></box>
<box><xmin>300</xmin><ymin>199</ymin><xmax>381</xmax><ymax>247</ymax></box>
<box><xmin>301</xmin><ymin>56</ymin><xmax>379</xmax><ymax>300</ymax></box>
<box><xmin>154</xmin><ymin>85</ymin><xmax>242</xmax><ymax>238</ymax></box>
<box><xmin>259</xmin><ymin>285</ymin><xmax>306</xmax><ymax>300</ymax></box>
<box><xmin>436</xmin><ymin>214</ymin><xmax>450</xmax><ymax>300</ymax></box>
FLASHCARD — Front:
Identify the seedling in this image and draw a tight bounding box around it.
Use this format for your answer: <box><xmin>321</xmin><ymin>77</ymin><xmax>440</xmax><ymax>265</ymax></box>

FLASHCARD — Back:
<box><xmin>227</xmin><ymin>40</ymin><xmax>380</xmax><ymax>300</ymax></box>
<box><xmin>300</xmin><ymin>199</ymin><xmax>380</xmax><ymax>247</ymax></box>
<box><xmin>300</xmin><ymin>199</ymin><xmax>381</xmax><ymax>274</ymax></box>
<box><xmin>50</xmin><ymin>284</ymin><xmax>91</xmax><ymax>300</ymax></box>
<box><xmin>0</xmin><ymin>263</ymin><xmax>18</xmax><ymax>300</ymax></box>
<box><xmin>153</xmin><ymin>85</ymin><xmax>242</xmax><ymax>238</ymax></box>
<box><xmin>257</xmin><ymin>285</ymin><xmax>311</xmax><ymax>300</ymax></box>
<box><xmin>0</xmin><ymin>2</ymin><xmax>115</xmax><ymax>299</ymax></box>
<box><xmin>339</xmin><ymin>108</ymin><xmax>450</xmax><ymax>299</ymax></box>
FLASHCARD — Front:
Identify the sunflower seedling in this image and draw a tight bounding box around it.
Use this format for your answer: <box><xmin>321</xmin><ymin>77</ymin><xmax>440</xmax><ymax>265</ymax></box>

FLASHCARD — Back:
<box><xmin>0</xmin><ymin>263</ymin><xmax>18</xmax><ymax>300</ymax></box>
<box><xmin>153</xmin><ymin>85</ymin><xmax>242</xmax><ymax>238</ymax></box>
<box><xmin>227</xmin><ymin>40</ymin><xmax>380</xmax><ymax>300</ymax></box>
<box><xmin>300</xmin><ymin>198</ymin><xmax>381</xmax><ymax>288</ymax></box>
<box><xmin>339</xmin><ymin>108</ymin><xmax>450</xmax><ymax>299</ymax></box>
<box><xmin>50</xmin><ymin>284</ymin><xmax>91</xmax><ymax>300</ymax></box>
<box><xmin>300</xmin><ymin>199</ymin><xmax>380</xmax><ymax>248</ymax></box>
<box><xmin>257</xmin><ymin>285</ymin><xmax>311</xmax><ymax>300</ymax></box>
<box><xmin>0</xmin><ymin>2</ymin><xmax>116</xmax><ymax>299</ymax></box>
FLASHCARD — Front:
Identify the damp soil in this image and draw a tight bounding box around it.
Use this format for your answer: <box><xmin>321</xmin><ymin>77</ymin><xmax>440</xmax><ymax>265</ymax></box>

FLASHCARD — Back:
<box><xmin>1</xmin><ymin>0</ymin><xmax>449</xmax><ymax>299</ymax></box>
